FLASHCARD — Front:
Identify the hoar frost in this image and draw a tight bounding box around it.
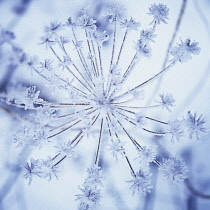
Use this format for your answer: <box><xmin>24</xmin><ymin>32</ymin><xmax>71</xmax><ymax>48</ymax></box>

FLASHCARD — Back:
<box><xmin>0</xmin><ymin>2</ymin><xmax>205</xmax><ymax>209</ymax></box>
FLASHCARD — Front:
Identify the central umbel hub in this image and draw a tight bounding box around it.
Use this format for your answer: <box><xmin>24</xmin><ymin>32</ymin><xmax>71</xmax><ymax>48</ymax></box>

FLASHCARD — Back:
<box><xmin>94</xmin><ymin>91</ymin><xmax>112</xmax><ymax>116</ymax></box>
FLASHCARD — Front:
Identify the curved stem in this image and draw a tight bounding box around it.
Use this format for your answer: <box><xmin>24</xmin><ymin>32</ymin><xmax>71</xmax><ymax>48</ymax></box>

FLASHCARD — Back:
<box><xmin>185</xmin><ymin>178</ymin><xmax>210</xmax><ymax>199</ymax></box>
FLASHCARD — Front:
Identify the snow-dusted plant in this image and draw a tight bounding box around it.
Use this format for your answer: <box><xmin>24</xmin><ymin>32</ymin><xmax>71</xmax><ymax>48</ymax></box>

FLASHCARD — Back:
<box><xmin>0</xmin><ymin>2</ymin><xmax>206</xmax><ymax>208</ymax></box>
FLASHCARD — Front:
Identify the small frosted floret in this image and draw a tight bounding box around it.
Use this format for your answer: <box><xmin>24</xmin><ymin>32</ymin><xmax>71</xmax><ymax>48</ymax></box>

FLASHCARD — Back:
<box><xmin>14</xmin><ymin>125</ymin><xmax>33</xmax><ymax>147</ymax></box>
<box><xmin>14</xmin><ymin>124</ymin><xmax>48</xmax><ymax>148</ymax></box>
<box><xmin>111</xmin><ymin>76</ymin><xmax>122</xmax><ymax>87</ymax></box>
<box><xmin>160</xmin><ymin>157</ymin><xmax>187</xmax><ymax>184</ymax></box>
<box><xmin>158</xmin><ymin>93</ymin><xmax>175</xmax><ymax>111</ymax></box>
<box><xmin>169</xmin><ymin>39</ymin><xmax>200</xmax><ymax>63</ymax></box>
<box><xmin>107</xmin><ymin>138</ymin><xmax>125</xmax><ymax>160</ymax></box>
<box><xmin>24</xmin><ymin>55</ymin><xmax>39</xmax><ymax>70</ymax></box>
<box><xmin>110</xmin><ymin>64</ymin><xmax>121</xmax><ymax>76</ymax></box>
<box><xmin>104</xmin><ymin>3</ymin><xmax>126</xmax><ymax>22</ymax></box>
<box><xmin>40</xmin><ymin>34</ymin><xmax>55</xmax><ymax>49</ymax></box>
<box><xmin>183</xmin><ymin>39</ymin><xmax>200</xmax><ymax>55</ymax></box>
<box><xmin>32</xmin><ymin>106</ymin><xmax>56</xmax><ymax>126</ymax></box>
<box><xmin>39</xmin><ymin>59</ymin><xmax>53</xmax><ymax>71</ymax></box>
<box><xmin>148</xmin><ymin>4</ymin><xmax>169</xmax><ymax>25</ymax></box>
<box><xmin>167</xmin><ymin>120</ymin><xmax>184</xmax><ymax>142</ymax></box>
<box><xmin>93</xmin><ymin>31</ymin><xmax>109</xmax><ymax>46</ymax></box>
<box><xmin>59</xmin><ymin>36</ymin><xmax>70</xmax><ymax>45</ymax></box>
<box><xmin>56</xmin><ymin>142</ymin><xmax>77</xmax><ymax>158</ymax></box>
<box><xmin>23</xmin><ymin>157</ymin><xmax>58</xmax><ymax>183</ymax></box>
<box><xmin>73</xmin><ymin>40</ymin><xmax>83</xmax><ymax>50</ymax></box>
<box><xmin>6</xmin><ymin>85</ymin><xmax>43</xmax><ymax>110</ymax></box>
<box><xmin>58</xmin><ymin>55</ymin><xmax>72</xmax><ymax>69</ymax></box>
<box><xmin>66</xmin><ymin>17</ymin><xmax>76</xmax><ymax>28</ymax></box>
<box><xmin>140</xmin><ymin>28</ymin><xmax>156</xmax><ymax>44</ymax></box>
<box><xmin>135</xmin><ymin>113</ymin><xmax>146</xmax><ymax>128</ymax></box>
<box><xmin>76</xmin><ymin>187</ymin><xmax>101</xmax><ymax>209</ymax></box>
<box><xmin>135</xmin><ymin>40</ymin><xmax>151</xmax><ymax>57</ymax></box>
<box><xmin>44</xmin><ymin>21</ymin><xmax>62</xmax><ymax>35</ymax></box>
<box><xmin>84</xmin><ymin>166</ymin><xmax>103</xmax><ymax>188</ymax></box>
<box><xmin>130</xmin><ymin>90</ymin><xmax>144</xmax><ymax>101</ymax></box>
<box><xmin>27</xmin><ymin>86</ymin><xmax>41</xmax><ymax>102</ymax></box>
<box><xmin>22</xmin><ymin>159</ymin><xmax>41</xmax><ymax>185</ymax></box>
<box><xmin>185</xmin><ymin>111</ymin><xmax>206</xmax><ymax>140</ymax></box>
<box><xmin>46</xmin><ymin>73</ymin><xmax>65</xmax><ymax>92</ymax></box>
<box><xmin>76</xmin><ymin>14</ymin><xmax>97</xmax><ymax>31</ymax></box>
<box><xmin>39</xmin><ymin>157</ymin><xmax>59</xmax><ymax>181</ymax></box>
<box><xmin>136</xmin><ymin>146</ymin><xmax>156</xmax><ymax>165</ymax></box>
<box><xmin>128</xmin><ymin>169</ymin><xmax>152</xmax><ymax>195</ymax></box>
<box><xmin>120</xmin><ymin>17</ymin><xmax>140</xmax><ymax>31</ymax></box>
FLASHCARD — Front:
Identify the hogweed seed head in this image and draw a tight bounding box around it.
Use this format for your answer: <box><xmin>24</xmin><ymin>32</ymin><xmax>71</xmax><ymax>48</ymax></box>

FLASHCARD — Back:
<box><xmin>0</xmin><ymin>2</ymin><xmax>205</xmax><ymax>208</ymax></box>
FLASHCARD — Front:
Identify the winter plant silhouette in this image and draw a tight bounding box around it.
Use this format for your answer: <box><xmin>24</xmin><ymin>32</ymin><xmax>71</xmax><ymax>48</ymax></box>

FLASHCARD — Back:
<box><xmin>0</xmin><ymin>2</ymin><xmax>206</xmax><ymax>209</ymax></box>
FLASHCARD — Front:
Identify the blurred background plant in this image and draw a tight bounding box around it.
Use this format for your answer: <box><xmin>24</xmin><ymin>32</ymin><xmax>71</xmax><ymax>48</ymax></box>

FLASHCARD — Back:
<box><xmin>0</xmin><ymin>0</ymin><xmax>210</xmax><ymax>209</ymax></box>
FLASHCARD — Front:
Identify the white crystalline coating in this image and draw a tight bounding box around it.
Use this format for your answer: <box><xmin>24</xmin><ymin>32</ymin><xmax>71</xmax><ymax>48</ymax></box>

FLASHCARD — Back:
<box><xmin>6</xmin><ymin>85</ymin><xmax>43</xmax><ymax>110</ymax></box>
<box><xmin>148</xmin><ymin>3</ymin><xmax>169</xmax><ymax>25</ymax></box>
<box><xmin>127</xmin><ymin>169</ymin><xmax>152</xmax><ymax>195</ymax></box>
<box><xmin>160</xmin><ymin>157</ymin><xmax>188</xmax><ymax>184</ymax></box>
<box><xmin>0</xmin><ymin>2</ymin><xmax>204</xmax><ymax>208</ymax></box>
<box><xmin>185</xmin><ymin>111</ymin><xmax>206</xmax><ymax>140</ymax></box>
<box><xmin>167</xmin><ymin>120</ymin><xmax>184</xmax><ymax>142</ymax></box>
<box><xmin>157</xmin><ymin>93</ymin><xmax>175</xmax><ymax>111</ymax></box>
<box><xmin>169</xmin><ymin>39</ymin><xmax>201</xmax><ymax>63</ymax></box>
<box><xmin>136</xmin><ymin>146</ymin><xmax>156</xmax><ymax>165</ymax></box>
